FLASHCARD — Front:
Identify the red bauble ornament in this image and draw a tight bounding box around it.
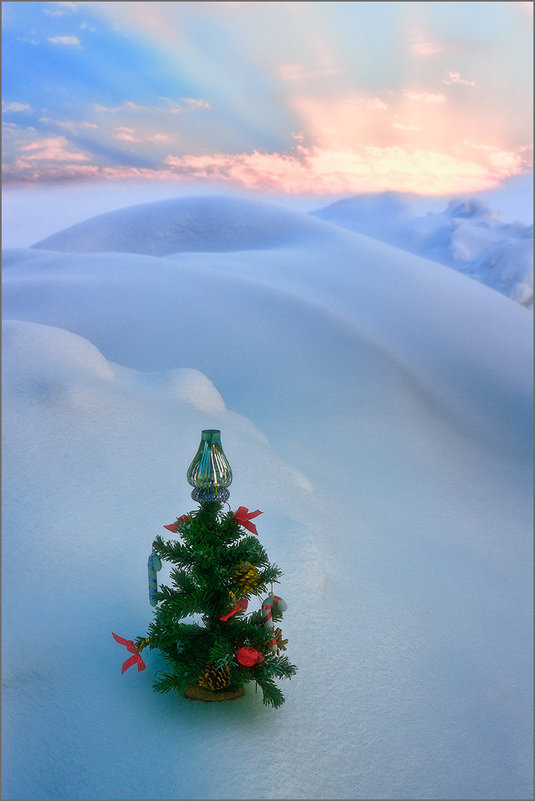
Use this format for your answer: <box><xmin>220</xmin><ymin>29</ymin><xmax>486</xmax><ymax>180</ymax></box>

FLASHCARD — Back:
<box><xmin>236</xmin><ymin>646</ymin><xmax>264</xmax><ymax>667</ymax></box>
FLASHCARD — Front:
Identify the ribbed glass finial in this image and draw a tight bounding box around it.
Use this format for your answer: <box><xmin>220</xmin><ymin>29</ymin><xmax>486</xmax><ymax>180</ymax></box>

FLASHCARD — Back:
<box><xmin>187</xmin><ymin>430</ymin><xmax>232</xmax><ymax>503</ymax></box>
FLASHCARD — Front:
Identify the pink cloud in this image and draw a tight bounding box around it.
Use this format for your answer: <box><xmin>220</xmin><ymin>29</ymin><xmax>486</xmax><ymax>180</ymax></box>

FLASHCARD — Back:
<box><xmin>365</xmin><ymin>98</ymin><xmax>389</xmax><ymax>111</ymax></box>
<box><xmin>161</xmin><ymin>142</ymin><xmax>528</xmax><ymax>195</ymax></box>
<box><xmin>124</xmin><ymin>101</ymin><xmax>153</xmax><ymax>112</ymax></box>
<box><xmin>404</xmin><ymin>91</ymin><xmax>447</xmax><ymax>104</ymax></box>
<box><xmin>4</xmin><ymin>141</ymin><xmax>530</xmax><ymax>195</ymax></box>
<box><xmin>409</xmin><ymin>32</ymin><xmax>446</xmax><ymax>56</ymax></box>
<box><xmin>443</xmin><ymin>71</ymin><xmax>476</xmax><ymax>87</ymax></box>
<box><xmin>17</xmin><ymin>136</ymin><xmax>90</xmax><ymax>162</ymax></box>
<box><xmin>111</xmin><ymin>127</ymin><xmax>175</xmax><ymax>144</ymax></box>
<box><xmin>147</xmin><ymin>133</ymin><xmax>172</xmax><ymax>142</ymax></box>
<box><xmin>182</xmin><ymin>98</ymin><xmax>211</xmax><ymax>110</ymax></box>
<box><xmin>4</xmin><ymin>161</ymin><xmax>100</xmax><ymax>182</ymax></box>
<box><xmin>113</xmin><ymin>126</ymin><xmax>141</xmax><ymax>143</ymax></box>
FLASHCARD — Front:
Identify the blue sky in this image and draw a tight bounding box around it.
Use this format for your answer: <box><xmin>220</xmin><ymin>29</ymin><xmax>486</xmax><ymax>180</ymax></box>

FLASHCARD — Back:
<box><xmin>2</xmin><ymin>1</ymin><xmax>532</xmax><ymax>194</ymax></box>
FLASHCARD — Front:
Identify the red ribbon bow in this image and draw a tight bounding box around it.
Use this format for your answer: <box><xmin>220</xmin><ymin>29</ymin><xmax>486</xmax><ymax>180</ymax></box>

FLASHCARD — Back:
<box><xmin>163</xmin><ymin>515</ymin><xmax>191</xmax><ymax>533</ymax></box>
<box><xmin>112</xmin><ymin>632</ymin><xmax>146</xmax><ymax>674</ymax></box>
<box><xmin>233</xmin><ymin>507</ymin><xmax>262</xmax><ymax>535</ymax></box>
<box><xmin>220</xmin><ymin>598</ymin><xmax>248</xmax><ymax>621</ymax></box>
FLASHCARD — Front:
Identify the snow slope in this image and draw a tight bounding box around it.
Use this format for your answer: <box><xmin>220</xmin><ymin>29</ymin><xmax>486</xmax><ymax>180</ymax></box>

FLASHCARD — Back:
<box><xmin>31</xmin><ymin>194</ymin><xmax>332</xmax><ymax>256</ymax></box>
<box><xmin>2</xmin><ymin>191</ymin><xmax>533</xmax><ymax>800</ymax></box>
<box><xmin>312</xmin><ymin>193</ymin><xmax>533</xmax><ymax>308</ymax></box>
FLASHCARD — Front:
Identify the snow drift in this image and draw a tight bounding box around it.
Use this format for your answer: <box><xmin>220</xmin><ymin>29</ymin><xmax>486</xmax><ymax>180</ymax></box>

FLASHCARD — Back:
<box><xmin>312</xmin><ymin>192</ymin><xmax>533</xmax><ymax>308</ymax></box>
<box><xmin>2</xmin><ymin>190</ymin><xmax>533</xmax><ymax>800</ymax></box>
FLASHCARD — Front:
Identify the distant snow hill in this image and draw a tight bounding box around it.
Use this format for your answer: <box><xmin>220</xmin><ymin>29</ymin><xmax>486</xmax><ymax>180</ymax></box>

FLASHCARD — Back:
<box><xmin>32</xmin><ymin>192</ymin><xmax>533</xmax><ymax>308</ymax></box>
<box><xmin>312</xmin><ymin>192</ymin><xmax>533</xmax><ymax>308</ymax></box>
<box><xmin>31</xmin><ymin>194</ymin><xmax>333</xmax><ymax>256</ymax></box>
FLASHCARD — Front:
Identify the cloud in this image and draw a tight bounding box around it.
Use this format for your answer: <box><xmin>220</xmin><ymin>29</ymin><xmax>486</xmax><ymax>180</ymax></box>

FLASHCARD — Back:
<box><xmin>365</xmin><ymin>98</ymin><xmax>389</xmax><ymax>111</ymax></box>
<box><xmin>147</xmin><ymin>133</ymin><xmax>172</xmax><ymax>142</ymax></box>
<box><xmin>111</xmin><ymin>126</ymin><xmax>175</xmax><ymax>145</ymax></box>
<box><xmin>48</xmin><ymin>35</ymin><xmax>81</xmax><ymax>47</ymax></box>
<box><xmin>17</xmin><ymin>136</ymin><xmax>90</xmax><ymax>162</ymax></box>
<box><xmin>38</xmin><ymin>116</ymin><xmax>99</xmax><ymax>131</ymax></box>
<box><xmin>443</xmin><ymin>71</ymin><xmax>477</xmax><ymax>87</ymax></box>
<box><xmin>97</xmin><ymin>98</ymin><xmax>210</xmax><ymax>114</ymax></box>
<box><xmin>4</xmin><ymin>143</ymin><xmax>526</xmax><ymax>192</ymax></box>
<box><xmin>159</xmin><ymin>142</ymin><xmax>528</xmax><ymax>195</ymax></box>
<box><xmin>2</xmin><ymin>101</ymin><xmax>31</xmax><ymax>113</ymax></box>
<box><xmin>409</xmin><ymin>32</ymin><xmax>446</xmax><ymax>56</ymax></box>
<box><xmin>42</xmin><ymin>1</ymin><xmax>78</xmax><ymax>15</ymax></box>
<box><xmin>124</xmin><ymin>101</ymin><xmax>152</xmax><ymax>112</ymax></box>
<box><xmin>113</xmin><ymin>126</ymin><xmax>141</xmax><ymax>143</ymax></box>
<box><xmin>113</xmin><ymin>133</ymin><xmax>141</xmax><ymax>143</ymax></box>
<box><xmin>4</xmin><ymin>130</ymin><xmax>529</xmax><ymax>194</ymax></box>
<box><xmin>182</xmin><ymin>98</ymin><xmax>211</xmax><ymax>110</ymax></box>
<box><xmin>95</xmin><ymin>101</ymin><xmax>151</xmax><ymax>113</ymax></box>
<box><xmin>465</xmin><ymin>143</ymin><xmax>525</xmax><ymax>175</ymax></box>
<box><xmin>160</xmin><ymin>97</ymin><xmax>211</xmax><ymax>113</ymax></box>
<box><xmin>404</xmin><ymin>91</ymin><xmax>447</xmax><ymax>104</ymax></box>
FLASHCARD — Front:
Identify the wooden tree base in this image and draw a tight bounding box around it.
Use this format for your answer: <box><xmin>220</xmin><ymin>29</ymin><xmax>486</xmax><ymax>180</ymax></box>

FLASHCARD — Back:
<box><xmin>184</xmin><ymin>684</ymin><xmax>245</xmax><ymax>702</ymax></box>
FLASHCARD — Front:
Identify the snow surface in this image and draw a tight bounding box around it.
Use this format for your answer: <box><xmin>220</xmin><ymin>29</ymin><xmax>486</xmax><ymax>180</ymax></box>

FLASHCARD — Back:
<box><xmin>2</xmin><ymin>187</ymin><xmax>533</xmax><ymax>800</ymax></box>
<box><xmin>312</xmin><ymin>193</ymin><xmax>534</xmax><ymax>308</ymax></box>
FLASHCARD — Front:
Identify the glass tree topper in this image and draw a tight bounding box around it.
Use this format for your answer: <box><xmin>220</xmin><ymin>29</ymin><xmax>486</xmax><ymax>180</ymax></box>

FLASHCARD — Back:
<box><xmin>187</xmin><ymin>430</ymin><xmax>232</xmax><ymax>503</ymax></box>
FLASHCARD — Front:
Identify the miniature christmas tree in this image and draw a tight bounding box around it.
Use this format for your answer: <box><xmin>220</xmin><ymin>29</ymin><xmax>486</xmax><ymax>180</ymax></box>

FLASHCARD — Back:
<box><xmin>113</xmin><ymin>430</ymin><xmax>296</xmax><ymax>708</ymax></box>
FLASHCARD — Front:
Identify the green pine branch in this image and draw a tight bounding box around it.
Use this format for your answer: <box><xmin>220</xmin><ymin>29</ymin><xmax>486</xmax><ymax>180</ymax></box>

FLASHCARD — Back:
<box><xmin>255</xmin><ymin>674</ymin><xmax>286</xmax><ymax>708</ymax></box>
<box><xmin>152</xmin><ymin>534</ymin><xmax>195</xmax><ymax>567</ymax></box>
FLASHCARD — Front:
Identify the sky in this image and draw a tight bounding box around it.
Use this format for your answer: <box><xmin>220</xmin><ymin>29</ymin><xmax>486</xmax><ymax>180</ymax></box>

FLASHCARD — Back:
<box><xmin>2</xmin><ymin>1</ymin><xmax>533</xmax><ymax>196</ymax></box>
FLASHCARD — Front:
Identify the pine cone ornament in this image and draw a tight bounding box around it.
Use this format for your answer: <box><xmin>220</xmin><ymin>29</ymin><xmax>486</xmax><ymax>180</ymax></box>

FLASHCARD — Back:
<box><xmin>232</xmin><ymin>561</ymin><xmax>260</xmax><ymax>595</ymax></box>
<box><xmin>198</xmin><ymin>664</ymin><xmax>231</xmax><ymax>691</ymax></box>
